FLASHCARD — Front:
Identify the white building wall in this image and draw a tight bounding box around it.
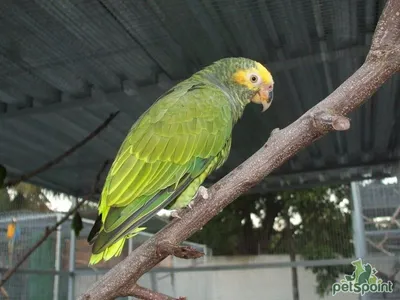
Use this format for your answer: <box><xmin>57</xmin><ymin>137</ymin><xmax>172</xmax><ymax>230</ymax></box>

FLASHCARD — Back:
<box><xmin>152</xmin><ymin>255</ymin><xmax>358</xmax><ymax>300</ymax></box>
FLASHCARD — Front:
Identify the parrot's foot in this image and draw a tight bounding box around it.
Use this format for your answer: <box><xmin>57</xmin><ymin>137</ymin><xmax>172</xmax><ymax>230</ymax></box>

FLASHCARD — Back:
<box><xmin>170</xmin><ymin>210</ymin><xmax>182</xmax><ymax>219</ymax></box>
<box><xmin>196</xmin><ymin>185</ymin><xmax>209</xmax><ymax>200</ymax></box>
<box><xmin>271</xmin><ymin>128</ymin><xmax>280</xmax><ymax>136</ymax></box>
<box><xmin>265</xmin><ymin>128</ymin><xmax>280</xmax><ymax>147</ymax></box>
<box><xmin>185</xmin><ymin>186</ymin><xmax>209</xmax><ymax>209</ymax></box>
<box><xmin>168</xmin><ymin>186</ymin><xmax>209</xmax><ymax>219</ymax></box>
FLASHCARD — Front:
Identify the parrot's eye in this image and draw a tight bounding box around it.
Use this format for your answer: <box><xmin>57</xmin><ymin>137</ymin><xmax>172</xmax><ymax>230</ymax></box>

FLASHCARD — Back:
<box><xmin>249</xmin><ymin>74</ymin><xmax>260</xmax><ymax>84</ymax></box>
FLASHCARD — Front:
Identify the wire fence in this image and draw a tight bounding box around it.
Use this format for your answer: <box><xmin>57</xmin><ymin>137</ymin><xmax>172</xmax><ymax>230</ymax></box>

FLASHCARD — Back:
<box><xmin>1</xmin><ymin>178</ymin><xmax>400</xmax><ymax>299</ymax></box>
<box><xmin>0</xmin><ymin>211</ymin><xmax>63</xmax><ymax>300</ymax></box>
<box><xmin>73</xmin><ymin>221</ymin><xmax>211</xmax><ymax>300</ymax></box>
<box><xmin>358</xmin><ymin>178</ymin><xmax>400</xmax><ymax>299</ymax></box>
<box><xmin>0</xmin><ymin>210</ymin><xmax>210</xmax><ymax>300</ymax></box>
<box><xmin>72</xmin><ymin>178</ymin><xmax>399</xmax><ymax>300</ymax></box>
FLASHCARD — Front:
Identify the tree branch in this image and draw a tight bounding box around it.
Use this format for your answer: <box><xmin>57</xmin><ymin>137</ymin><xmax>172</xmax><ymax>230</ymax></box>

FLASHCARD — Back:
<box><xmin>0</xmin><ymin>286</ymin><xmax>9</xmax><ymax>300</ymax></box>
<box><xmin>4</xmin><ymin>111</ymin><xmax>119</xmax><ymax>187</ymax></box>
<box><xmin>0</xmin><ymin>160</ymin><xmax>110</xmax><ymax>288</ymax></box>
<box><xmin>157</xmin><ymin>242</ymin><xmax>204</xmax><ymax>259</ymax></box>
<box><xmin>79</xmin><ymin>1</ymin><xmax>400</xmax><ymax>299</ymax></box>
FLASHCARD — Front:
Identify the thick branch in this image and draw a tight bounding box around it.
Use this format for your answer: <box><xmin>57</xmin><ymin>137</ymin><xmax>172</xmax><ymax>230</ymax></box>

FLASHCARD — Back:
<box><xmin>79</xmin><ymin>2</ymin><xmax>400</xmax><ymax>299</ymax></box>
<box><xmin>0</xmin><ymin>160</ymin><xmax>109</xmax><ymax>288</ymax></box>
<box><xmin>4</xmin><ymin>111</ymin><xmax>119</xmax><ymax>187</ymax></box>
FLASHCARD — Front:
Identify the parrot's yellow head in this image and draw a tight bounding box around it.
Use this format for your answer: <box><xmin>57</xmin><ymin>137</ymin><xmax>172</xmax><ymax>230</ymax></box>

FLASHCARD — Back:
<box><xmin>232</xmin><ymin>61</ymin><xmax>274</xmax><ymax>112</ymax></box>
<box><xmin>202</xmin><ymin>57</ymin><xmax>274</xmax><ymax>113</ymax></box>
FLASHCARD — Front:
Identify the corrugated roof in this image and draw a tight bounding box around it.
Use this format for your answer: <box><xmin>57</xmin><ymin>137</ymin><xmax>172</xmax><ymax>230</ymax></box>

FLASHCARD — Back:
<box><xmin>0</xmin><ymin>0</ymin><xmax>399</xmax><ymax>196</ymax></box>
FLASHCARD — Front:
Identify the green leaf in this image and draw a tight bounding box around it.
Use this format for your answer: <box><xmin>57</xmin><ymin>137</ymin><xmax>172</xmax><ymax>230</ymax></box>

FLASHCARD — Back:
<box><xmin>72</xmin><ymin>211</ymin><xmax>84</xmax><ymax>237</ymax></box>
<box><xmin>0</xmin><ymin>164</ymin><xmax>7</xmax><ymax>188</ymax></box>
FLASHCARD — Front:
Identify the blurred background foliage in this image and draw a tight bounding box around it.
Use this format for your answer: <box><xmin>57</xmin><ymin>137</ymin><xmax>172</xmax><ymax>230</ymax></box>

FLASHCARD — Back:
<box><xmin>191</xmin><ymin>183</ymin><xmax>354</xmax><ymax>295</ymax></box>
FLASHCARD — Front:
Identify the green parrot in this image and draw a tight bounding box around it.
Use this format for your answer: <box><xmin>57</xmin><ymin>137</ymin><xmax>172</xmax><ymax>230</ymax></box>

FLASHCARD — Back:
<box><xmin>87</xmin><ymin>57</ymin><xmax>274</xmax><ymax>265</ymax></box>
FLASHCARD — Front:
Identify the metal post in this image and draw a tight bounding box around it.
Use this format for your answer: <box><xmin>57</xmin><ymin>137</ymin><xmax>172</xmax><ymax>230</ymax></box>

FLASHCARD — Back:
<box><xmin>53</xmin><ymin>214</ymin><xmax>62</xmax><ymax>300</ymax></box>
<box><xmin>68</xmin><ymin>198</ymin><xmax>77</xmax><ymax>300</ymax></box>
<box><xmin>203</xmin><ymin>245</ymin><xmax>208</xmax><ymax>263</ymax></box>
<box><xmin>351</xmin><ymin>182</ymin><xmax>367</xmax><ymax>258</ymax></box>
<box><xmin>128</xmin><ymin>236</ymin><xmax>133</xmax><ymax>254</ymax></box>
<box><xmin>351</xmin><ymin>181</ymin><xmax>370</xmax><ymax>300</ymax></box>
<box><xmin>150</xmin><ymin>272</ymin><xmax>158</xmax><ymax>292</ymax></box>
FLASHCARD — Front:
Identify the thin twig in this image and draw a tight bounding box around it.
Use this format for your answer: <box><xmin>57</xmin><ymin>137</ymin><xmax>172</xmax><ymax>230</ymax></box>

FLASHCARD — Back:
<box><xmin>80</xmin><ymin>1</ymin><xmax>400</xmax><ymax>299</ymax></box>
<box><xmin>4</xmin><ymin>111</ymin><xmax>119</xmax><ymax>187</ymax></box>
<box><xmin>157</xmin><ymin>242</ymin><xmax>204</xmax><ymax>259</ymax></box>
<box><xmin>0</xmin><ymin>160</ymin><xmax>109</xmax><ymax>288</ymax></box>
<box><xmin>0</xmin><ymin>286</ymin><xmax>9</xmax><ymax>300</ymax></box>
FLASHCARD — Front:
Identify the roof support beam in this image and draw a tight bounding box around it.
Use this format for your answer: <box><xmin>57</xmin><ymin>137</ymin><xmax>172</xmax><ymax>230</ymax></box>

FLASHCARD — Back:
<box><xmin>0</xmin><ymin>45</ymin><xmax>368</xmax><ymax>120</ymax></box>
<box><xmin>5</xmin><ymin>164</ymin><xmax>70</xmax><ymax>194</ymax></box>
<box><xmin>0</xmin><ymin>92</ymin><xmax>110</xmax><ymax>119</ymax></box>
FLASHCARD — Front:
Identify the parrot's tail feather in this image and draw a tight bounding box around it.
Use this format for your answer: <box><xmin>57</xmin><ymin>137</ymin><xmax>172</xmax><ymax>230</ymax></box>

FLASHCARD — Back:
<box><xmin>88</xmin><ymin>227</ymin><xmax>146</xmax><ymax>265</ymax></box>
<box><xmin>88</xmin><ymin>237</ymin><xmax>124</xmax><ymax>265</ymax></box>
<box><xmin>87</xmin><ymin>214</ymin><xmax>102</xmax><ymax>244</ymax></box>
<box><xmin>88</xmin><ymin>237</ymin><xmax>126</xmax><ymax>265</ymax></box>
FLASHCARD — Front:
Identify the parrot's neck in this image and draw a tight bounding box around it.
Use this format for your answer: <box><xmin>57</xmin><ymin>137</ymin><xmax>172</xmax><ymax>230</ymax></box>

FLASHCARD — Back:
<box><xmin>226</xmin><ymin>90</ymin><xmax>249</xmax><ymax>123</ymax></box>
<box><xmin>197</xmin><ymin>73</ymin><xmax>249</xmax><ymax>123</ymax></box>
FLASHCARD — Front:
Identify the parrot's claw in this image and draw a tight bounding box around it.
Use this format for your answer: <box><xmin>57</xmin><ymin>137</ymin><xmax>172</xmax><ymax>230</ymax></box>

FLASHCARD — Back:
<box><xmin>170</xmin><ymin>210</ymin><xmax>182</xmax><ymax>219</ymax></box>
<box><xmin>265</xmin><ymin>128</ymin><xmax>280</xmax><ymax>147</ymax></box>
<box><xmin>197</xmin><ymin>186</ymin><xmax>209</xmax><ymax>200</ymax></box>
<box><xmin>271</xmin><ymin>128</ymin><xmax>280</xmax><ymax>136</ymax></box>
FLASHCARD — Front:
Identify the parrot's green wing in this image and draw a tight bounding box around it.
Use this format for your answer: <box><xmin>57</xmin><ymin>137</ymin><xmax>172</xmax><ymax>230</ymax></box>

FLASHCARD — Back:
<box><xmin>88</xmin><ymin>81</ymin><xmax>233</xmax><ymax>262</ymax></box>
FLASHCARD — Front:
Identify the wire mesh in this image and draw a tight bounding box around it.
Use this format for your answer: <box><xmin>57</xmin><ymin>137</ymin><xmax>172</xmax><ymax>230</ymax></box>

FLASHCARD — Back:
<box><xmin>73</xmin><ymin>223</ymin><xmax>211</xmax><ymax>299</ymax></box>
<box><xmin>357</xmin><ymin>179</ymin><xmax>400</xmax><ymax>298</ymax></box>
<box><xmin>0</xmin><ymin>186</ymin><xmax>397</xmax><ymax>300</ymax></box>
<box><xmin>0</xmin><ymin>206</ymin><xmax>211</xmax><ymax>299</ymax></box>
<box><xmin>1</xmin><ymin>0</ymin><xmax>398</xmax><ymax>199</ymax></box>
<box><xmin>0</xmin><ymin>211</ymin><xmax>62</xmax><ymax>300</ymax></box>
<box><xmin>0</xmin><ymin>0</ymin><xmax>384</xmax><ymax>78</ymax></box>
<box><xmin>0</xmin><ymin>1</ymin><xmax>398</xmax><ymax>299</ymax></box>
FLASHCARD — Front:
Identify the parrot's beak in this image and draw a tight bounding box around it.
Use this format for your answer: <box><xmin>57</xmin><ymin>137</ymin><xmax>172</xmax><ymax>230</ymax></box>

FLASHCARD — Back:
<box><xmin>252</xmin><ymin>83</ymin><xmax>274</xmax><ymax>112</ymax></box>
